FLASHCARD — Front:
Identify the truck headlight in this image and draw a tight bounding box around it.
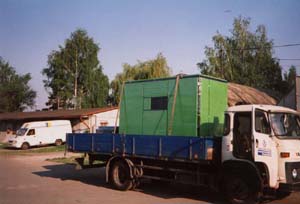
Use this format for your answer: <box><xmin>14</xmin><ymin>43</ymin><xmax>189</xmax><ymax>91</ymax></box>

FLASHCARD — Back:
<box><xmin>292</xmin><ymin>169</ymin><xmax>298</xmax><ymax>179</ymax></box>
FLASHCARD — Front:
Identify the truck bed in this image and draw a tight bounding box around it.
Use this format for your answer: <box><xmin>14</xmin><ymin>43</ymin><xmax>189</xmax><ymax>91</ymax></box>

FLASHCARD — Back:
<box><xmin>67</xmin><ymin>133</ymin><xmax>217</xmax><ymax>162</ymax></box>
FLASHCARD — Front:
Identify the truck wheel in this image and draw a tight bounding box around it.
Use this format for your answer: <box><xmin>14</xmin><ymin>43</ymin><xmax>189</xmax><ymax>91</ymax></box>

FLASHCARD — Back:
<box><xmin>55</xmin><ymin>139</ymin><xmax>63</xmax><ymax>146</ymax></box>
<box><xmin>109</xmin><ymin>160</ymin><xmax>133</xmax><ymax>191</ymax></box>
<box><xmin>21</xmin><ymin>142</ymin><xmax>30</xmax><ymax>150</ymax></box>
<box><xmin>224</xmin><ymin>175</ymin><xmax>260</xmax><ymax>204</ymax></box>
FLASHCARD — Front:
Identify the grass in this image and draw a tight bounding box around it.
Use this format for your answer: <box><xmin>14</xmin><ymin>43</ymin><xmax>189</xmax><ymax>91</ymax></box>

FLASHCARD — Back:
<box><xmin>0</xmin><ymin>143</ymin><xmax>66</xmax><ymax>155</ymax></box>
<box><xmin>46</xmin><ymin>156</ymin><xmax>78</xmax><ymax>164</ymax></box>
<box><xmin>0</xmin><ymin>142</ymin><xmax>9</xmax><ymax>149</ymax></box>
<box><xmin>26</xmin><ymin>145</ymin><xmax>66</xmax><ymax>153</ymax></box>
<box><xmin>46</xmin><ymin>155</ymin><xmax>104</xmax><ymax>166</ymax></box>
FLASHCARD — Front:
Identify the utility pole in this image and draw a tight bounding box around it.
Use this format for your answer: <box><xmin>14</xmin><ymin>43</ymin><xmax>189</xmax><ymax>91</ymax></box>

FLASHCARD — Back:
<box><xmin>74</xmin><ymin>49</ymin><xmax>78</xmax><ymax>109</ymax></box>
<box><xmin>220</xmin><ymin>48</ymin><xmax>224</xmax><ymax>77</ymax></box>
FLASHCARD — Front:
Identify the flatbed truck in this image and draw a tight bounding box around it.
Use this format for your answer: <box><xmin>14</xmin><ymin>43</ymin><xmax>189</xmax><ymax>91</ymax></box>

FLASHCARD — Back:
<box><xmin>67</xmin><ymin>75</ymin><xmax>300</xmax><ymax>204</ymax></box>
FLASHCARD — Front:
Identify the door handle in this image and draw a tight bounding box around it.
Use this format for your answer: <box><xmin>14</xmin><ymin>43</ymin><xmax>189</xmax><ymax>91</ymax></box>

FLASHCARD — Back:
<box><xmin>255</xmin><ymin>139</ymin><xmax>259</xmax><ymax>148</ymax></box>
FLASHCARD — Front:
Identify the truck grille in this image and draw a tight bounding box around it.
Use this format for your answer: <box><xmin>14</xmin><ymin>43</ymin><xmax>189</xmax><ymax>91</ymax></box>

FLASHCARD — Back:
<box><xmin>285</xmin><ymin>162</ymin><xmax>300</xmax><ymax>183</ymax></box>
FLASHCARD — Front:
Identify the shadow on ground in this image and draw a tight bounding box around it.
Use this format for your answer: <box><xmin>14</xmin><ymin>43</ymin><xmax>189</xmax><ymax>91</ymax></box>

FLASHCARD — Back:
<box><xmin>33</xmin><ymin>163</ymin><xmax>226</xmax><ymax>204</ymax></box>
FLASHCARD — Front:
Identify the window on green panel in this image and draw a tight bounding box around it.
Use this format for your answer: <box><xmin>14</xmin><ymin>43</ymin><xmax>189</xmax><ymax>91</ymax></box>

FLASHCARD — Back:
<box><xmin>151</xmin><ymin>96</ymin><xmax>168</xmax><ymax>110</ymax></box>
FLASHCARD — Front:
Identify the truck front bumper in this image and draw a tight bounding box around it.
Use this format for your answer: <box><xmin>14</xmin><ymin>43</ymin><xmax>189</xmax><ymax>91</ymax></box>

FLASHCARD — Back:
<box><xmin>279</xmin><ymin>162</ymin><xmax>300</xmax><ymax>192</ymax></box>
<box><xmin>279</xmin><ymin>182</ymin><xmax>300</xmax><ymax>192</ymax></box>
<box><xmin>8</xmin><ymin>140</ymin><xmax>17</xmax><ymax>147</ymax></box>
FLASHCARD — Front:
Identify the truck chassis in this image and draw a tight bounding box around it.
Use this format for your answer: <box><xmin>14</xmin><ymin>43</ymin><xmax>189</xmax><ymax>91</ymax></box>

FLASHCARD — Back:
<box><xmin>67</xmin><ymin>133</ymin><xmax>265</xmax><ymax>204</ymax></box>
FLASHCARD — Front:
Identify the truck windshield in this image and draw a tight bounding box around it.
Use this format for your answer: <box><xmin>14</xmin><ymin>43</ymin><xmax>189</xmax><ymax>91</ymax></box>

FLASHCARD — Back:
<box><xmin>16</xmin><ymin>128</ymin><xmax>28</xmax><ymax>136</ymax></box>
<box><xmin>270</xmin><ymin>113</ymin><xmax>300</xmax><ymax>137</ymax></box>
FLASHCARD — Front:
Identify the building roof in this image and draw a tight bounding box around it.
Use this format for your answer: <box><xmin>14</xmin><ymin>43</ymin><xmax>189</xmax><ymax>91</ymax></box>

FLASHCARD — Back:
<box><xmin>0</xmin><ymin>82</ymin><xmax>277</xmax><ymax>121</ymax></box>
<box><xmin>0</xmin><ymin>107</ymin><xmax>117</xmax><ymax>121</ymax></box>
<box><xmin>228</xmin><ymin>83</ymin><xmax>277</xmax><ymax>107</ymax></box>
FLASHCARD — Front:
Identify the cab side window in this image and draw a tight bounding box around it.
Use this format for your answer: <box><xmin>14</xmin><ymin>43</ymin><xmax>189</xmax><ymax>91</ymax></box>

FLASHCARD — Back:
<box><xmin>255</xmin><ymin>110</ymin><xmax>271</xmax><ymax>134</ymax></box>
<box><xmin>223</xmin><ymin>114</ymin><xmax>230</xmax><ymax>135</ymax></box>
<box><xmin>27</xmin><ymin>129</ymin><xmax>35</xmax><ymax>136</ymax></box>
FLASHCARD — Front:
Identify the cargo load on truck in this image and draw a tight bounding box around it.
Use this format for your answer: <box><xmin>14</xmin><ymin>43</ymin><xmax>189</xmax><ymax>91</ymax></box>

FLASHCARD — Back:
<box><xmin>119</xmin><ymin>74</ymin><xmax>227</xmax><ymax>137</ymax></box>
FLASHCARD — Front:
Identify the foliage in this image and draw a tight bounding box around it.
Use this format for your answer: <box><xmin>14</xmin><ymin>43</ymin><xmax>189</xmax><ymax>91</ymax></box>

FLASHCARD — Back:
<box><xmin>198</xmin><ymin>16</ymin><xmax>285</xmax><ymax>95</ymax></box>
<box><xmin>282</xmin><ymin>66</ymin><xmax>296</xmax><ymax>93</ymax></box>
<box><xmin>0</xmin><ymin>57</ymin><xmax>36</xmax><ymax>112</ymax></box>
<box><xmin>42</xmin><ymin>29</ymin><xmax>109</xmax><ymax>109</ymax></box>
<box><xmin>110</xmin><ymin>53</ymin><xmax>171</xmax><ymax>104</ymax></box>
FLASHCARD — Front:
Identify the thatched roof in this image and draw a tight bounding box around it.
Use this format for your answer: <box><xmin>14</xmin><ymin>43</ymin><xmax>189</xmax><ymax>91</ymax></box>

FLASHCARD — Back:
<box><xmin>228</xmin><ymin>83</ymin><xmax>277</xmax><ymax>106</ymax></box>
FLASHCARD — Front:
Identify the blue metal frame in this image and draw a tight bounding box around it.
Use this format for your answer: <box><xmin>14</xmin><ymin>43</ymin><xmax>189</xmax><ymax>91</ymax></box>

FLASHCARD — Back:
<box><xmin>67</xmin><ymin>133</ymin><xmax>214</xmax><ymax>161</ymax></box>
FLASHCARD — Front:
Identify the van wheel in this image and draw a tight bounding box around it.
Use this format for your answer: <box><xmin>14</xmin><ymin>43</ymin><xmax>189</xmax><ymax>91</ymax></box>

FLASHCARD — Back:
<box><xmin>21</xmin><ymin>142</ymin><xmax>30</xmax><ymax>150</ymax></box>
<box><xmin>109</xmin><ymin>160</ymin><xmax>133</xmax><ymax>191</ymax></box>
<box><xmin>55</xmin><ymin>139</ymin><xmax>63</xmax><ymax>146</ymax></box>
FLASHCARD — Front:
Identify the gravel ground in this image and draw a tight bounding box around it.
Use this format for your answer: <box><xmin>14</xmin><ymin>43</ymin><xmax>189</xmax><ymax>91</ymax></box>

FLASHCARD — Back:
<box><xmin>0</xmin><ymin>151</ymin><xmax>299</xmax><ymax>204</ymax></box>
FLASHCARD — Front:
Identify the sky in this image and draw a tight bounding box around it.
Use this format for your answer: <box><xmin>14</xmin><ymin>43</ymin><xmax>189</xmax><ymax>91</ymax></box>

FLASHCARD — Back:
<box><xmin>1</xmin><ymin>0</ymin><xmax>300</xmax><ymax>110</ymax></box>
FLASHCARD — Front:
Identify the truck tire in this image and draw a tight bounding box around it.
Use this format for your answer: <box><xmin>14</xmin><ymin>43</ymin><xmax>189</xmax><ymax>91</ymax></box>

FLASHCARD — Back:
<box><xmin>276</xmin><ymin>190</ymin><xmax>291</xmax><ymax>199</ymax></box>
<box><xmin>21</xmin><ymin>142</ymin><xmax>30</xmax><ymax>150</ymax></box>
<box><xmin>224</xmin><ymin>174</ymin><xmax>260</xmax><ymax>204</ymax></box>
<box><xmin>109</xmin><ymin>160</ymin><xmax>133</xmax><ymax>191</ymax></box>
<box><xmin>55</xmin><ymin>139</ymin><xmax>63</xmax><ymax>146</ymax></box>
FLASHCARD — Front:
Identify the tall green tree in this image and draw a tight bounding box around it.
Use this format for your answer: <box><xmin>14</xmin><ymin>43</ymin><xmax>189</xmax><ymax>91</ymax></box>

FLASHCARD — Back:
<box><xmin>0</xmin><ymin>57</ymin><xmax>36</xmax><ymax>112</ymax></box>
<box><xmin>110</xmin><ymin>53</ymin><xmax>171</xmax><ymax>104</ymax></box>
<box><xmin>42</xmin><ymin>29</ymin><xmax>109</xmax><ymax>109</ymax></box>
<box><xmin>281</xmin><ymin>65</ymin><xmax>297</xmax><ymax>94</ymax></box>
<box><xmin>198</xmin><ymin>16</ymin><xmax>284</xmax><ymax>95</ymax></box>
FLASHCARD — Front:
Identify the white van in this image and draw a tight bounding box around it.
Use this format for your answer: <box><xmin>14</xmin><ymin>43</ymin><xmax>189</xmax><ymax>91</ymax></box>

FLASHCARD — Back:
<box><xmin>8</xmin><ymin>120</ymin><xmax>72</xmax><ymax>150</ymax></box>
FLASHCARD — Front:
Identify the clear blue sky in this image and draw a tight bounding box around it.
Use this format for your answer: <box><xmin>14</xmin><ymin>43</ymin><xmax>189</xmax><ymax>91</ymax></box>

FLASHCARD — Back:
<box><xmin>1</xmin><ymin>0</ymin><xmax>300</xmax><ymax>109</ymax></box>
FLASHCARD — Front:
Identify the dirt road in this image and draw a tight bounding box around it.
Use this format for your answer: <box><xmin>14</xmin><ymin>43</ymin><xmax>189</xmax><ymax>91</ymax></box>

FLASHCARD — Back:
<box><xmin>0</xmin><ymin>153</ymin><xmax>299</xmax><ymax>204</ymax></box>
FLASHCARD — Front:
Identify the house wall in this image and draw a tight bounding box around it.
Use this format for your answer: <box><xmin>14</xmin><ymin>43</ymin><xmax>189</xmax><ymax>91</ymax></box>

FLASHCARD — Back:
<box><xmin>296</xmin><ymin>76</ymin><xmax>300</xmax><ymax>111</ymax></box>
<box><xmin>89</xmin><ymin>109</ymin><xmax>118</xmax><ymax>133</ymax></box>
<box><xmin>71</xmin><ymin>109</ymin><xmax>118</xmax><ymax>133</ymax></box>
<box><xmin>71</xmin><ymin>119</ymin><xmax>89</xmax><ymax>133</ymax></box>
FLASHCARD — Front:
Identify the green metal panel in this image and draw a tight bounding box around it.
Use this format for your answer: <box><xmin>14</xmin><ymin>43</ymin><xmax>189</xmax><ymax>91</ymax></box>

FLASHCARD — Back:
<box><xmin>199</xmin><ymin>78</ymin><xmax>228</xmax><ymax>136</ymax></box>
<box><xmin>119</xmin><ymin>75</ymin><xmax>227</xmax><ymax>137</ymax></box>
<box><xmin>120</xmin><ymin>83</ymin><xmax>143</xmax><ymax>134</ymax></box>
<box><xmin>142</xmin><ymin>80</ymin><xmax>169</xmax><ymax>135</ymax></box>
<box><xmin>171</xmin><ymin>77</ymin><xmax>198</xmax><ymax>136</ymax></box>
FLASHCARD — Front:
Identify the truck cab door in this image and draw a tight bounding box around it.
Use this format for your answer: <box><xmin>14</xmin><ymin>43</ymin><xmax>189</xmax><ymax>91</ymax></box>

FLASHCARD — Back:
<box><xmin>252</xmin><ymin>108</ymin><xmax>279</xmax><ymax>188</ymax></box>
<box><xmin>232</xmin><ymin>111</ymin><xmax>253</xmax><ymax>160</ymax></box>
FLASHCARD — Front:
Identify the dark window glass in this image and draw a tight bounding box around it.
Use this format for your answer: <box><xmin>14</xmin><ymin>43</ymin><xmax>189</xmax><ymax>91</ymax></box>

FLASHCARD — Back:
<box><xmin>223</xmin><ymin>114</ymin><xmax>230</xmax><ymax>135</ymax></box>
<box><xmin>255</xmin><ymin>110</ymin><xmax>271</xmax><ymax>134</ymax></box>
<box><xmin>234</xmin><ymin>112</ymin><xmax>252</xmax><ymax>136</ymax></box>
<box><xmin>233</xmin><ymin>112</ymin><xmax>252</xmax><ymax>159</ymax></box>
<box><xmin>27</xmin><ymin>129</ymin><xmax>35</xmax><ymax>136</ymax></box>
<box><xmin>151</xmin><ymin>96</ymin><xmax>168</xmax><ymax>110</ymax></box>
